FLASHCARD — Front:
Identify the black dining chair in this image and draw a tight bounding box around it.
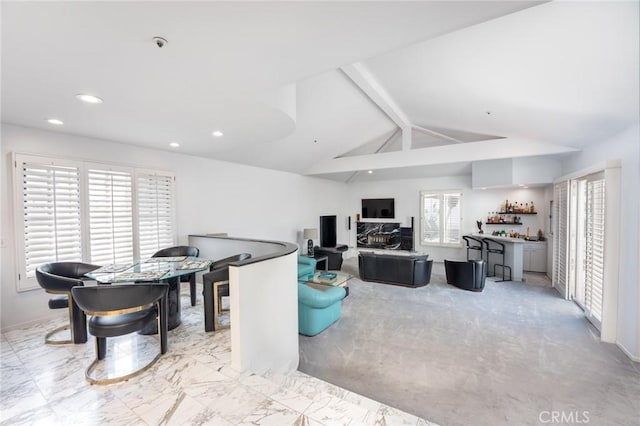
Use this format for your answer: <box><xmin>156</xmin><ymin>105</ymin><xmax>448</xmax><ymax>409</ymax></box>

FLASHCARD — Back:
<box><xmin>71</xmin><ymin>283</ymin><xmax>169</xmax><ymax>385</ymax></box>
<box><xmin>202</xmin><ymin>253</ymin><xmax>251</xmax><ymax>332</ymax></box>
<box><xmin>152</xmin><ymin>246</ymin><xmax>200</xmax><ymax>306</ymax></box>
<box><xmin>35</xmin><ymin>262</ymin><xmax>101</xmax><ymax>345</ymax></box>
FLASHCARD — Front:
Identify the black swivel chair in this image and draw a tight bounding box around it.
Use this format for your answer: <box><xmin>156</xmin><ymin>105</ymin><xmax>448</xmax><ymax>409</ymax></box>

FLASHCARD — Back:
<box><xmin>152</xmin><ymin>246</ymin><xmax>200</xmax><ymax>306</ymax></box>
<box><xmin>444</xmin><ymin>259</ymin><xmax>487</xmax><ymax>292</ymax></box>
<box><xmin>482</xmin><ymin>238</ymin><xmax>512</xmax><ymax>282</ymax></box>
<box><xmin>462</xmin><ymin>235</ymin><xmax>484</xmax><ymax>261</ymax></box>
<box><xmin>35</xmin><ymin>262</ymin><xmax>101</xmax><ymax>344</ymax></box>
<box><xmin>71</xmin><ymin>283</ymin><xmax>169</xmax><ymax>385</ymax></box>
<box><xmin>201</xmin><ymin>253</ymin><xmax>251</xmax><ymax>332</ymax></box>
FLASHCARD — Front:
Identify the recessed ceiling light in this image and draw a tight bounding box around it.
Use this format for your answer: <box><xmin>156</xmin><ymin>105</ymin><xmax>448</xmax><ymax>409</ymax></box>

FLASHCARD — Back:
<box><xmin>169</xmin><ymin>142</ymin><xmax>180</xmax><ymax>148</ymax></box>
<box><xmin>47</xmin><ymin>118</ymin><xmax>64</xmax><ymax>125</ymax></box>
<box><xmin>368</xmin><ymin>170</ymin><xmax>373</xmax><ymax>174</ymax></box>
<box><xmin>76</xmin><ymin>93</ymin><xmax>103</xmax><ymax>104</ymax></box>
<box><xmin>523</xmin><ymin>186</ymin><xmax>529</xmax><ymax>189</ymax></box>
<box><xmin>212</xmin><ymin>130</ymin><xmax>224</xmax><ymax>137</ymax></box>
<box><xmin>480</xmin><ymin>187</ymin><xmax>487</xmax><ymax>190</ymax></box>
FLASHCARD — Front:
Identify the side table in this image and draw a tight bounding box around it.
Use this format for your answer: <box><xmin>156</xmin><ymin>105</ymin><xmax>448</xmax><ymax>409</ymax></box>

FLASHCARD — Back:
<box><xmin>302</xmin><ymin>254</ymin><xmax>328</xmax><ymax>272</ymax></box>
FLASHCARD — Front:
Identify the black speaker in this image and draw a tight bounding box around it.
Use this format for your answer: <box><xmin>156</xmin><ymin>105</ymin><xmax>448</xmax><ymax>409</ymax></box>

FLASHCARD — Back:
<box><xmin>411</xmin><ymin>216</ymin><xmax>414</xmax><ymax>229</ymax></box>
<box><xmin>400</xmin><ymin>227</ymin><xmax>414</xmax><ymax>251</ymax></box>
<box><xmin>320</xmin><ymin>215</ymin><xmax>337</xmax><ymax>247</ymax></box>
<box><xmin>348</xmin><ymin>216</ymin><xmax>351</xmax><ymax>230</ymax></box>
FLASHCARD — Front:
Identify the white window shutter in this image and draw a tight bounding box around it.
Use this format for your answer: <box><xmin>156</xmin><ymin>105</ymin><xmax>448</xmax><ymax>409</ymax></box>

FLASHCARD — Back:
<box><xmin>87</xmin><ymin>168</ymin><xmax>134</xmax><ymax>265</ymax></box>
<box><xmin>420</xmin><ymin>191</ymin><xmax>462</xmax><ymax>245</ymax></box>
<box><xmin>443</xmin><ymin>192</ymin><xmax>462</xmax><ymax>244</ymax></box>
<box><xmin>18</xmin><ymin>159</ymin><xmax>83</xmax><ymax>286</ymax></box>
<box><xmin>553</xmin><ymin>182</ymin><xmax>569</xmax><ymax>298</ymax></box>
<box><xmin>421</xmin><ymin>193</ymin><xmax>441</xmax><ymax>243</ymax></box>
<box><xmin>137</xmin><ymin>172</ymin><xmax>176</xmax><ymax>259</ymax></box>
<box><xmin>584</xmin><ymin>176</ymin><xmax>605</xmax><ymax>324</ymax></box>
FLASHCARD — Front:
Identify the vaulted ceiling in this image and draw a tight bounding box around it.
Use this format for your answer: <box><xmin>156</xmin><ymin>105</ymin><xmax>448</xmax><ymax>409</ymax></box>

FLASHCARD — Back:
<box><xmin>2</xmin><ymin>2</ymin><xmax>638</xmax><ymax>183</ymax></box>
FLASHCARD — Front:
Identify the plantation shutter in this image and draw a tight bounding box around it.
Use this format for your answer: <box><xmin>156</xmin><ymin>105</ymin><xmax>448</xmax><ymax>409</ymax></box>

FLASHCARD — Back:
<box><xmin>87</xmin><ymin>167</ymin><xmax>134</xmax><ymax>265</ymax></box>
<box><xmin>584</xmin><ymin>174</ymin><xmax>605</xmax><ymax>326</ymax></box>
<box><xmin>421</xmin><ymin>193</ymin><xmax>440</xmax><ymax>243</ymax></box>
<box><xmin>421</xmin><ymin>191</ymin><xmax>462</xmax><ymax>245</ymax></box>
<box><xmin>18</xmin><ymin>158</ymin><xmax>82</xmax><ymax>287</ymax></box>
<box><xmin>137</xmin><ymin>172</ymin><xmax>176</xmax><ymax>259</ymax></box>
<box><xmin>443</xmin><ymin>192</ymin><xmax>462</xmax><ymax>244</ymax></box>
<box><xmin>553</xmin><ymin>181</ymin><xmax>569</xmax><ymax>298</ymax></box>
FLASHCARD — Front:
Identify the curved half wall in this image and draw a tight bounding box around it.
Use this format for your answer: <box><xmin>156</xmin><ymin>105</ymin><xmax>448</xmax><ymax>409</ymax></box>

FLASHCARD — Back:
<box><xmin>189</xmin><ymin>235</ymin><xmax>299</xmax><ymax>373</ymax></box>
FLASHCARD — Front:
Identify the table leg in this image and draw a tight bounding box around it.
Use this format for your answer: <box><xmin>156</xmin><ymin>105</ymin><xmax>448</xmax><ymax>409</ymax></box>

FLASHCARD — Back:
<box><xmin>139</xmin><ymin>277</ymin><xmax>181</xmax><ymax>335</ymax></box>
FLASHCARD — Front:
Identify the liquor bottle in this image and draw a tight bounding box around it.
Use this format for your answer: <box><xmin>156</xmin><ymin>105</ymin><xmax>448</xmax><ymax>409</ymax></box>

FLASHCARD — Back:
<box><xmin>530</xmin><ymin>201</ymin><xmax>535</xmax><ymax>213</ymax></box>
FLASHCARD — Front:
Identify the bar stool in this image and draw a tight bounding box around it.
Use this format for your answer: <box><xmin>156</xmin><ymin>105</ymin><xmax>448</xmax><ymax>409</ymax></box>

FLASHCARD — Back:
<box><xmin>462</xmin><ymin>235</ymin><xmax>484</xmax><ymax>261</ymax></box>
<box><xmin>482</xmin><ymin>237</ymin><xmax>512</xmax><ymax>282</ymax></box>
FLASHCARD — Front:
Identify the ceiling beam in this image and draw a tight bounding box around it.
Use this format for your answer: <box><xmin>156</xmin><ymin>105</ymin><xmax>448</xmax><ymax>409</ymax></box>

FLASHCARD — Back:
<box><xmin>341</xmin><ymin>62</ymin><xmax>412</xmax><ymax>151</ymax></box>
<box><xmin>305</xmin><ymin>138</ymin><xmax>579</xmax><ymax>175</ymax></box>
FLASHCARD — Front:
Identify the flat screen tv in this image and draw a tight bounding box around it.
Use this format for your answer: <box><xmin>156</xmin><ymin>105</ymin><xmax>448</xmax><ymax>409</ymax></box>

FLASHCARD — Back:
<box><xmin>362</xmin><ymin>198</ymin><xmax>395</xmax><ymax>219</ymax></box>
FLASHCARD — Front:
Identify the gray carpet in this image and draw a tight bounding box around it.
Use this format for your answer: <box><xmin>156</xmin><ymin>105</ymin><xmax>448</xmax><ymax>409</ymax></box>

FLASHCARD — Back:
<box><xmin>298</xmin><ymin>258</ymin><xmax>640</xmax><ymax>426</ymax></box>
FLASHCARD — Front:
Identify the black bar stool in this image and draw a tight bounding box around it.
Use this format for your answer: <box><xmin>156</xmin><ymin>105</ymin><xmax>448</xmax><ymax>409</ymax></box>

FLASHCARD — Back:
<box><xmin>462</xmin><ymin>235</ymin><xmax>484</xmax><ymax>261</ymax></box>
<box><xmin>482</xmin><ymin>237</ymin><xmax>512</xmax><ymax>282</ymax></box>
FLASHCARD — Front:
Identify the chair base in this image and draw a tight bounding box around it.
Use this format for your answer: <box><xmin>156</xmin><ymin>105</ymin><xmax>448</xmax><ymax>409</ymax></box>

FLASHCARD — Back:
<box><xmin>44</xmin><ymin>325</ymin><xmax>72</xmax><ymax>345</ymax></box>
<box><xmin>85</xmin><ymin>351</ymin><xmax>162</xmax><ymax>385</ymax></box>
<box><xmin>213</xmin><ymin>281</ymin><xmax>230</xmax><ymax>331</ymax></box>
<box><xmin>494</xmin><ymin>264</ymin><xmax>512</xmax><ymax>282</ymax></box>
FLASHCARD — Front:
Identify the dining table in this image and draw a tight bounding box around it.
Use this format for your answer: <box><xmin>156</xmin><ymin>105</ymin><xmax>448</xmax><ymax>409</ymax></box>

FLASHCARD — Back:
<box><xmin>85</xmin><ymin>256</ymin><xmax>212</xmax><ymax>334</ymax></box>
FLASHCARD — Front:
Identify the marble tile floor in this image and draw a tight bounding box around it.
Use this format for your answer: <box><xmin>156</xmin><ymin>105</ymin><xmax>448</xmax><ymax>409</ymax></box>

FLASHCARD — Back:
<box><xmin>0</xmin><ymin>288</ymin><xmax>437</xmax><ymax>426</ymax></box>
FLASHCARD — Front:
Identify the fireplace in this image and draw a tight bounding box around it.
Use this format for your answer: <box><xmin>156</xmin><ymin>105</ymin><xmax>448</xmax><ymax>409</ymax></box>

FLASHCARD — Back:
<box><xmin>356</xmin><ymin>222</ymin><xmax>401</xmax><ymax>249</ymax></box>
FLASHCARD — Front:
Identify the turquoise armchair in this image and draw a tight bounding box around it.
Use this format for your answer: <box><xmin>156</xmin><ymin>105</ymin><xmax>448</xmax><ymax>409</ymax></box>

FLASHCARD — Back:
<box><xmin>298</xmin><ymin>256</ymin><xmax>317</xmax><ymax>280</ymax></box>
<box><xmin>298</xmin><ymin>283</ymin><xmax>346</xmax><ymax>336</ymax></box>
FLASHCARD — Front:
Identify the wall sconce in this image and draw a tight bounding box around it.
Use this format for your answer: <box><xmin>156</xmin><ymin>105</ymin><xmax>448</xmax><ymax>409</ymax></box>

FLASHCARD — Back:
<box><xmin>303</xmin><ymin>228</ymin><xmax>318</xmax><ymax>256</ymax></box>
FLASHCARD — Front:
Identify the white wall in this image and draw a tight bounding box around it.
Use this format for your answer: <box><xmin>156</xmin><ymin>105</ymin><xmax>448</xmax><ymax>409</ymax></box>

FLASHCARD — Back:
<box><xmin>346</xmin><ymin>175</ymin><xmax>547</xmax><ymax>262</ymax></box>
<box><xmin>0</xmin><ymin>124</ymin><xmax>348</xmax><ymax>329</ymax></box>
<box><xmin>560</xmin><ymin>124</ymin><xmax>640</xmax><ymax>360</ymax></box>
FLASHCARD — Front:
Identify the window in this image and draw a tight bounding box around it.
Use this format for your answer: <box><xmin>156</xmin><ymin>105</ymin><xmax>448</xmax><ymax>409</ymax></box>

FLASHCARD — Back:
<box><xmin>87</xmin><ymin>167</ymin><xmax>134</xmax><ymax>265</ymax></box>
<box><xmin>137</xmin><ymin>172</ymin><xmax>175</xmax><ymax>259</ymax></box>
<box><xmin>16</xmin><ymin>158</ymin><xmax>83</xmax><ymax>281</ymax></box>
<box><xmin>13</xmin><ymin>153</ymin><xmax>176</xmax><ymax>291</ymax></box>
<box><xmin>420</xmin><ymin>191</ymin><xmax>462</xmax><ymax>246</ymax></box>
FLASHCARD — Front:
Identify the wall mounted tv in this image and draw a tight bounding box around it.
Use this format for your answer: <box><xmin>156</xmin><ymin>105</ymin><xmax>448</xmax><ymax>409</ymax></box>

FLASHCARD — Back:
<box><xmin>361</xmin><ymin>198</ymin><xmax>395</xmax><ymax>219</ymax></box>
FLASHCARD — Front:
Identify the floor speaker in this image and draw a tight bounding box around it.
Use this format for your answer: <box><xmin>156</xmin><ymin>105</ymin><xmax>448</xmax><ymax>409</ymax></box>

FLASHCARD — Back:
<box><xmin>400</xmin><ymin>227</ymin><xmax>413</xmax><ymax>251</ymax></box>
<box><xmin>320</xmin><ymin>215</ymin><xmax>337</xmax><ymax>247</ymax></box>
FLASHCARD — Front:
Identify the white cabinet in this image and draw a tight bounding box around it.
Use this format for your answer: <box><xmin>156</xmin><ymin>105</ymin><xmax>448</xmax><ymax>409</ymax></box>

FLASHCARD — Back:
<box><xmin>523</xmin><ymin>242</ymin><xmax>546</xmax><ymax>272</ymax></box>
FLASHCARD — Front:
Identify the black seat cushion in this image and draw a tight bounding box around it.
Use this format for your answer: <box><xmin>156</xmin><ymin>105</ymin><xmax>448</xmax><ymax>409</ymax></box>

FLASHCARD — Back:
<box><xmin>89</xmin><ymin>308</ymin><xmax>157</xmax><ymax>338</ymax></box>
<box><xmin>48</xmin><ymin>295</ymin><xmax>68</xmax><ymax>309</ymax></box>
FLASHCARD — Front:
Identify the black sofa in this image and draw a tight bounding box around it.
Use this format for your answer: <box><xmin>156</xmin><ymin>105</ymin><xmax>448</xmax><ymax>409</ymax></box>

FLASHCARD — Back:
<box><xmin>314</xmin><ymin>245</ymin><xmax>348</xmax><ymax>270</ymax></box>
<box><xmin>358</xmin><ymin>251</ymin><xmax>432</xmax><ymax>287</ymax></box>
<box><xmin>444</xmin><ymin>259</ymin><xmax>486</xmax><ymax>292</ymax></box>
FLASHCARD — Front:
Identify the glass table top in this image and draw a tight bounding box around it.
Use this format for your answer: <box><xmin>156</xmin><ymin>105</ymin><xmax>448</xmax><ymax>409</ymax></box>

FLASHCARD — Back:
<box><xmin>305</xmin><ymin>271</ymin><xmax>352</xmax><ymax>287</ymax></box>
<box><xmin>86</xmin><ymin>257</ymin><xmax>212</xmax><ymax>284</ymax></box>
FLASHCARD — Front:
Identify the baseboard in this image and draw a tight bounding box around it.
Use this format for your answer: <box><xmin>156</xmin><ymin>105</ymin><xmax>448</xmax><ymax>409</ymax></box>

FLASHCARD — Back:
<box><xmin>617</xmin><ymin>341</ymin><xmax>640</xmax><ymax>362</ymax></box>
